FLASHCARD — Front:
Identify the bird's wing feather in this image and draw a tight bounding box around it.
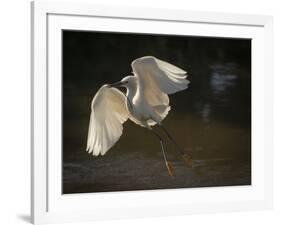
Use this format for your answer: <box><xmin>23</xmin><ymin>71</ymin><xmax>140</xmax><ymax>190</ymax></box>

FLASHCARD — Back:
<box><xmin>131</xmin><ymin>56</ymin><xmax>189</xmax><ymax>122</ymax></box>
<box><xmin>86</xmin><ymin>85</ymin><xmax>129</xmax><ymax>156</ymax></box>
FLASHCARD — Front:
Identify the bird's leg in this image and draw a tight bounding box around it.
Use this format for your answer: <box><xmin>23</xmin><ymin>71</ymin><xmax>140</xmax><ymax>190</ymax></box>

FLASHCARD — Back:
<box><xmin>160</xmin><ymin>125</ymin><xmax>193</xmax><ymax>168</ymax></box>
<box><xmin>150</xmin><ymin>129</ymin><xmax>174</xmax><ymax>177</ymax></box>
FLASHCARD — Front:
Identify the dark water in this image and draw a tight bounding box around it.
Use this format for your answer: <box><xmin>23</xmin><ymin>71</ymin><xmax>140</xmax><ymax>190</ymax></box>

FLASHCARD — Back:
<box><xmin>63</xmin><ymin>31</ymin><xmax>251</xmax><ymax>194</ymax></box>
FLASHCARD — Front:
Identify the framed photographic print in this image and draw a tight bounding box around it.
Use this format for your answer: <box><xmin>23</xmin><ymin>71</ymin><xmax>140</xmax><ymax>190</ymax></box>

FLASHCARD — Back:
<box><xmin>31</xmin><ymin>1</ymin><xmax>273</xmax><ymax>224</ymax></box>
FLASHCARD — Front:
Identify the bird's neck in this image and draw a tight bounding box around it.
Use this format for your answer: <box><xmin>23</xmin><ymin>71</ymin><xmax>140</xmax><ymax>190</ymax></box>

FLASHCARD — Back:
<box><xmin>125</xmin><ymin>82</ymin><xmax>137</xmax><ymax>102</ymax></box>
<box><xmin>126</xmin><ymin>87</ymin><xmax>135</xmax><ymax>102</ymax></box>
<box><xmin>124</xmin><ymin>87</ymin><xmax>134</xmax><ymax>113</ymax></box>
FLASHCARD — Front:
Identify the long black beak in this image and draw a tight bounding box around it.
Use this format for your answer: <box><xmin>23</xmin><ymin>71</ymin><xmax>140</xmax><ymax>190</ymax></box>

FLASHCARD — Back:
<box><xmin>108</xmin><ymin>81</ymin><xmax>124</xmax><ymax>88</ymax></box>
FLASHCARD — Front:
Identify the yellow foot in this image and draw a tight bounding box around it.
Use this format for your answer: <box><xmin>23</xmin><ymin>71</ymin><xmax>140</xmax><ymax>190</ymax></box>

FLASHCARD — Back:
<box><xmin>183</xmin><ymin>154</ymin><xmax>193</xmax><ymax>168</ymax></box>
<box><xmin>166</xmin><ymin>161</ymin><xmax>174</xmax><ymax>177</ymax></box>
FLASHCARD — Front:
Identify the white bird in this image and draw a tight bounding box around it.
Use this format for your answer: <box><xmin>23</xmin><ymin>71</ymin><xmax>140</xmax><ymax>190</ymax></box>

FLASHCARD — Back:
<box><xmin>86</xmin><ymin>56</ymin><xmax>192</xmax><ymax>176</ymax></box>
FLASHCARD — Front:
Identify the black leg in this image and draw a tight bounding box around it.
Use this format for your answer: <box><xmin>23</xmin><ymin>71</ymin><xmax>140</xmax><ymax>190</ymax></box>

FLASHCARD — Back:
<box><xmin>160</xmin><ymin>125</ymin><xmax>184</xmax><ymax>155</ymax></box>
<box><xmin>150</xmin><ymin>129</ymin><xmax>174</xmax><ymax>177</ymax></box>
<box><xmin>160</xmin><ymin>125</ymin><xmax>193</xmax><ymax>168</ymax></box>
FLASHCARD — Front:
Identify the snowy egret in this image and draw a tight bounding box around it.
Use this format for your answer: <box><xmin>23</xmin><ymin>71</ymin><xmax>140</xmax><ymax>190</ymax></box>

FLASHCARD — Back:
<box><xmin>86</xmin><ymin>56</ymin><xmax>192</xmax><ymax>176</ymax></box>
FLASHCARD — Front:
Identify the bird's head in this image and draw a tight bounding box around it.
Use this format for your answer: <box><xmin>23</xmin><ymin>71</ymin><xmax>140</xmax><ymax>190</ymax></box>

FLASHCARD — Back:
<box><xmin>109</xmin><ymin>76</ymin><xmax>136</xmax><ymax>89</ymax></box>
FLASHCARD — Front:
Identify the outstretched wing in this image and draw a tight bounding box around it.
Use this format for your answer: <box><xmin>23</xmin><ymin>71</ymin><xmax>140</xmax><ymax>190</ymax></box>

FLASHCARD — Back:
<box><xmin>86</xmin><ymin>85</ymin><xmax>129</xmax><ymax>156</ymax></box>
<box><xmin>131</xmin><ymin>56</ymin><xmax>189</xmax><ymax>123</ymax></box>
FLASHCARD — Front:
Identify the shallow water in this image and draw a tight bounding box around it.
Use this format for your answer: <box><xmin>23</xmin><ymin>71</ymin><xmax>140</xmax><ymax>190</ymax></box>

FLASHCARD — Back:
<box><xmin>63</xmin><ymin>153</ymin><xmax>250</xmax><ymax>193</ymax></box>
<box><xmin>63</xmin><ymin>113</ymin><xmax>251</xmax><ymax>193</ymax></box>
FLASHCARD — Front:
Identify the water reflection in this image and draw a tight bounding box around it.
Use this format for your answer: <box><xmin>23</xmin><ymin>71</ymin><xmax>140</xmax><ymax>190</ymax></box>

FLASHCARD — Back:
<box><xmin>197</xmin><ymin>63</ymin><xmax>239</xmax><ymax>123</ymax></box>
<box><xmin>210</xmin><ymin>63</ymin><xmax>238</xmax><ymax>97</ymax></box>
<box><xmin>200</xmin><ymin>103</ymin><xmax>211</xmax><ymax>123</ymax></box>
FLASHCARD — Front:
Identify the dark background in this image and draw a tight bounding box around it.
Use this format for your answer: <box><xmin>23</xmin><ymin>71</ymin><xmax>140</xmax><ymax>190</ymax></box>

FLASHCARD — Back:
<box><xmin>63</xmin><ymin>30</ymin><xmax>251</xmax><ymax>194</ymax></box>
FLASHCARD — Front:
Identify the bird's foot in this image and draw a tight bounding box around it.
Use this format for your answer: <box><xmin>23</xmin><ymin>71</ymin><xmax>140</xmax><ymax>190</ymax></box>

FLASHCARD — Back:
<box><xmin>165</xmin><ymin>161</ymin><xmax>174</xmax><ymax>177</ymax></box>
<box><xmin>183</xmin><ymin>154</ymin><xmax>193</xmax><ymax>168</ymax></box>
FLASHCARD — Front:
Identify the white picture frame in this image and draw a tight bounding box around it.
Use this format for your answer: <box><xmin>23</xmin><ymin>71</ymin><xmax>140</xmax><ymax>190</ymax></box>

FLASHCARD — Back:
<box><xmin>31</xmin><ymin>1</ymin><xmax>273</xmax><ymax>224</ymax></box>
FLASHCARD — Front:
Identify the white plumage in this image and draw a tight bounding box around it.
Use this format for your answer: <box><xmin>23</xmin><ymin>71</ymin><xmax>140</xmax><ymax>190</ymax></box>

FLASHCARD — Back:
<box><xmin>86</xmin><ymin>86</ymin><xmax>129</xmax><ymax>156</ymax></box>
<box><xmin>86</xmin><ymin>56</ymin><xmax>189</xmax><ymax>156</ymax></box>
